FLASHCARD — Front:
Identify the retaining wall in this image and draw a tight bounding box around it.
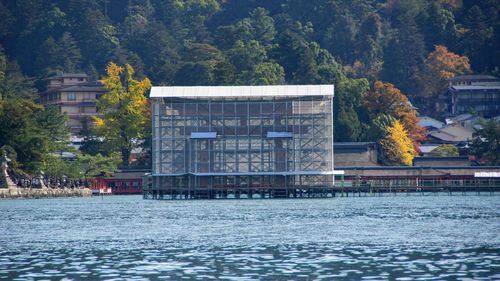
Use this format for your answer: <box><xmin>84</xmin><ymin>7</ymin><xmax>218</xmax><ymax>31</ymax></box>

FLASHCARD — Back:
<box><xmin>0</xmin><ymin>187</ymin><xmax>92</xmax><ymax>199</ymax></box>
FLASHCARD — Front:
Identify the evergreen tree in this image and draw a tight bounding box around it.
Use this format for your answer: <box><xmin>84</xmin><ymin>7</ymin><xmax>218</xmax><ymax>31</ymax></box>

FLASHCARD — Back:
<box><xmin>462</xmin><ymin>5</ymin><xmax>492</xmax><ymax>72</ymax></box>
<box><xmin>356</xmin><ymin>13</ymin><xmax>383</xmax><ymax>77</ymax></box>
<box><xmin>321</xmin><ymin>14</ymin><xmax>357</xmax><ymax>65</ymax></box>
<box><xmin>0</xmin><ymin>57</ymin><xmax>36</xmax><ymax>101</ymax></box>
<box><xmin>382</xmin><ymin>13</ymin><xmax>426</xmax><ymax>96</ymax></box>
<box><xmin>274</xmin><ymin>30</ymin><xmax>320</xmax><ymax>84</ymax></box>
<box><xmin>58</xmin><ymin>32</ymin><xmax>82</xmax><ymax>73</ymax></box>
<box><xmin>470</xmin><ymin>119</ymin><xmax>500</xmax><ymax>165</ymax></box>
<box><xmin>0</xmin><ymin>99</ymin><xmax>69</xmax><ymax>173</ymax></box>
<box><xmin>333</xmin><ymin>78</ymin><xmax>370</xmax><ymax>142</ymax></box>
<box><xmin>248</xmin><ymin>7</ymin><xmax>276</xmax><ymax>46</ymax></box>
<box><xmin>246</xmin><ymin>62</ymin><xmax>284</xmax><ymax>85</ymax></box>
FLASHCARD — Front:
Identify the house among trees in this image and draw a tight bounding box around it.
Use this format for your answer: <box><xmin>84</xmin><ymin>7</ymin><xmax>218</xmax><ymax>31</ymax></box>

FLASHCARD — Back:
<box><xmin>419</xmin><ymin>116</ymin><xmax>444</xmax><ymax>131</ymax></box>
<box><xmin>446</xmin><ymin>113</ymin><xmax>484</xmax><ymax>132</ymax></box>
<box><xmin>38</xmin><ymin>73</ymin><xmax>105</xmax><ymax>134</ymax></box>
<box><xmin>427</xmin><ymin>123</ymin><xmax>473</xmax><ymax>144</ymax></box>
<box><xmin>440</xmin><ymin>75</ymin><xmax>500</xmax><ymax>118</ymax></box>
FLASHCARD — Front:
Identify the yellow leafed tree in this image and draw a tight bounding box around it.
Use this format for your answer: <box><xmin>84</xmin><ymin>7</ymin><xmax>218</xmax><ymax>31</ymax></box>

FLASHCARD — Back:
<box><xmin>93</xmin><ymin>63</ymin><xmax>152</xmax><ymax>166</ymax></box>
<box><xmin>380</xmin><ymin>120</ymin><xmax>416</xmax><ymax>166</ymax></box>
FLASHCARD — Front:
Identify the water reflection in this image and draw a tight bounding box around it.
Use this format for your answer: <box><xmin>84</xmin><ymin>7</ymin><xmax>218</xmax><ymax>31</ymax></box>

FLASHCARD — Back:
<box><xmin>0</xmin><ymin>195</ymin><xmax>499</xmax><ymax>280</ymax></box>
<box><xmin>2</xmin><ymin>243</ymin><xmax>498</xmax><ymax>280</ymax></box>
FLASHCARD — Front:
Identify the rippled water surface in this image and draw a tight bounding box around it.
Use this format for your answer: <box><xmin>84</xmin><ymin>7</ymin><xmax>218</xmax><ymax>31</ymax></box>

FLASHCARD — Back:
<box><xmin>1</xmin><ymin>195</ymin><xmax>499</xmax><ymax>280</ymax></box>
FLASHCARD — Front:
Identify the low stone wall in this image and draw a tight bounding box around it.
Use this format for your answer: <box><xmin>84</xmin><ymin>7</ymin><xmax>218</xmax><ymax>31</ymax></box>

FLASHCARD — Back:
<box><xmin>0</xmin><ymin>187</ymin><xmax>92</xmax><ymax>199</ymax></box>
<box><xmin>338</xmin><ymin>166</ymin><xmax>500</xmax><ymax>177</ymax></box>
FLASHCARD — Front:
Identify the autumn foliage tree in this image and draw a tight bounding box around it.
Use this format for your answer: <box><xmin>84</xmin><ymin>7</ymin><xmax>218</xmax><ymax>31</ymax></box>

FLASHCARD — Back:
<box><xmin>93</xmin><ymin>63</ymin><xmax>151</xmax><ymax>167</ymax></box>
<box><xmin>380</xmin><ymin>120</ymin><xmax>416</xmax><ymax>166</ymax></box>
<box><xmin>363</xmin><ymin>81</ymin><xmax>425</xmax><ymax>151</ymax></box>
<box><xmin>416</xmin><ymin>45</ymin><xmax>471</xmax><ymax>113</ymax></box>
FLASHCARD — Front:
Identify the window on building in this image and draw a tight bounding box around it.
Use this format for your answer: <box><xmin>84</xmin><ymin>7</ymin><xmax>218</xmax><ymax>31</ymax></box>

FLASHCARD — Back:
<box><xmin>67</xmin><ymin>92</ymin><xmax>76</xmax><ymax>101</ymax></box>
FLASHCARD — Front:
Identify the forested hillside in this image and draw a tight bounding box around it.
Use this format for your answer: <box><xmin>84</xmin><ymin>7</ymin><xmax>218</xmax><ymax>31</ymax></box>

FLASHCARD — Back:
<box><xmin>2</xmin><ymin>1</ymin><xmax>498</xmax><ymax>87</ymax></box>
<box><xmin>0</xmin><ymin>0</ymin><xmax>499</xmax><ymax>170</ymax></box>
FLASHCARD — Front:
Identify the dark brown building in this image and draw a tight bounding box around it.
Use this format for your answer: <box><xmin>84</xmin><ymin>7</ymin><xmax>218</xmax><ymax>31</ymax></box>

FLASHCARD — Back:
<box><xmin>442</xmin><ymin>75</ymin><xmax>500</xmax><ymax>118</ymax></box>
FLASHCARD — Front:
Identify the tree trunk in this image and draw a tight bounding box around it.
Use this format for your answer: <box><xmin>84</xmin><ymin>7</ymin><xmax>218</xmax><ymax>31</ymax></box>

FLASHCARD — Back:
<box><xmin>121</xmin><ymin>148</ymin><xmax>130</xmax><ymax>168</ymax></box>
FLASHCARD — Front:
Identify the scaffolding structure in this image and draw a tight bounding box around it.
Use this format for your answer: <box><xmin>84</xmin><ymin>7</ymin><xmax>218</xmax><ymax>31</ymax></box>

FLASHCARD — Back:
<box><xmin>145</xmin><ymin>85</ymin><xmax>336</xmax><ymax>199</ymax></box>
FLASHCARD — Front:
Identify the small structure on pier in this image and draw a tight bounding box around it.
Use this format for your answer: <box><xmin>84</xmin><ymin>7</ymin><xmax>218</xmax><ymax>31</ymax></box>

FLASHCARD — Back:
<box><xmin>146</xmin><ymin>85</ymin><xmax>338</xmax><ymax>199</ymax></box>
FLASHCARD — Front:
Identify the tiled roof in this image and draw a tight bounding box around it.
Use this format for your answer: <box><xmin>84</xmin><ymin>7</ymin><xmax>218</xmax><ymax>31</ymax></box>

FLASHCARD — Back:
<box><xmin>451</xmin><ymin>85</ymin><xmax>500</xmax><ymax>90</ymax></box>
<box><xmin>419</xmin><ymin>144</ymin><xmax>440</xmax><ymax>154</ymax></box>
<box><xmin>61</xmin><ymin>81</ymin><xmax>106</xmax><ymax>92</ymax></box>
<box><xmin>49</xmin><ymin>73</ymin><xmax>88</xmax><ymax>79</ymax></box>
<box><xmin>450</xmin><ymin>75</ymin><xmax>499</xmax><ymax>82</ymax></box>
<box><xmin>42</xmin><ymin>81</ymin><xmax>105</xmax><ymax>94</ymax></box>
<box><xmin>428</xmin><ymin>124</ymin><xmax>473</xmax><ymax>142</ymax></box>
<box><xmin>419</xmin><ymin>116</ymin><xmax>444</xmax><ymax>129</ymax></box>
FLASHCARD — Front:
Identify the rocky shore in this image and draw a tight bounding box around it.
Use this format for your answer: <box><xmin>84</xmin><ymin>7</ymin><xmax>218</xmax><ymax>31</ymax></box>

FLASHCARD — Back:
<box><xmin>0</xmin><ymin>187</ymin><xmax>92</xmax><ymax>199</ymax></box>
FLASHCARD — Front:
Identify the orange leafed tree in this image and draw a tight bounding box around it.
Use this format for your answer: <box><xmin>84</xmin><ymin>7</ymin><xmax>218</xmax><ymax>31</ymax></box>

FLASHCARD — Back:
<box><xmin>364</xmin><ymin>81</ymin><xmax>426</xmax><ymax>151</ymax></box>
<box><xmin>418</xmin><ymin>45</ymin><xmax>471</xmax><ymax>98</ymax></box>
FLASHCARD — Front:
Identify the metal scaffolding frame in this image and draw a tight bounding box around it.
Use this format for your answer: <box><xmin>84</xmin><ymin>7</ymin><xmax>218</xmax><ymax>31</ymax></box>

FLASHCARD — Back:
<box><xmin>146</xmin><ymin>86</ymin><xmax>336</xmax><ymax>199</ymax></box>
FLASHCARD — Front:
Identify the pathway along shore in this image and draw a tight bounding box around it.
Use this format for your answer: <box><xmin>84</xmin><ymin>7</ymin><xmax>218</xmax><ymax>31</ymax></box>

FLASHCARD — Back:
<box><xmin>1</xmin><ymin>155</ymin><xmax>92</xmax><ymax>199</ymax></box>
<box><xmin>0</xmin><ymin>187</ymin><xmax>92</xmax><ymax>199</ymax></box>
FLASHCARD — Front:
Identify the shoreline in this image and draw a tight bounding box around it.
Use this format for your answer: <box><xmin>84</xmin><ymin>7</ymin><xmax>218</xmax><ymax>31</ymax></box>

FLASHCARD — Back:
<box><xmin>0</xmin><ymin>187</ymin><xmax>92</xmax><ymax>199</ymax></box>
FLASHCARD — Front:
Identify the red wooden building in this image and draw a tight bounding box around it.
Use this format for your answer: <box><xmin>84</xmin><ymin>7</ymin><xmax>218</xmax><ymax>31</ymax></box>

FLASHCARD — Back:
<box><xmin>91</xmin><ymin>169</ymin><xmax>149</xmax><ymax>195</ymax></box>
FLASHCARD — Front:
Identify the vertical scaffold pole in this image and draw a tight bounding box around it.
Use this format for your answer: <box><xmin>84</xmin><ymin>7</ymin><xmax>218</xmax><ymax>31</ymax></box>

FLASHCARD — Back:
<box><xmin>341</xmin><ymin>174</ymin><xmax>344</xmax><ymax>197</ymax></box>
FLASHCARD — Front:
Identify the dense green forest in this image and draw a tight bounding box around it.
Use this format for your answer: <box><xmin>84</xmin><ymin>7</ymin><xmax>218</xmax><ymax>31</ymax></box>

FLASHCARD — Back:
<box><xmin>0</xmin><ymin>0</ymin><xmax>499</xmax><ymax>172</ymax></box>
<box><xmin>2</xmin><ymin>0</ymin><xmax>499</xmax><ymax>91</ymax></box>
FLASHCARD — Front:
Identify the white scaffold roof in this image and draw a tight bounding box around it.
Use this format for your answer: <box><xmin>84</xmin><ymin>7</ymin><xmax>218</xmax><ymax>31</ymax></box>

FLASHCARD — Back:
<box><xmin>150</xmin><ymin>85</ymin><xmax>334</xmax><ymax>98</ymax></box>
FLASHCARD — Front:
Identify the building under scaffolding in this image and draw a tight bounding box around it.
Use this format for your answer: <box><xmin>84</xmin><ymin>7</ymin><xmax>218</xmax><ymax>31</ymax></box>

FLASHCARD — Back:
<box><xmin>144</xmin><ymin>85</ymin><xmax>337</xmax><ymax>199</ymax></box>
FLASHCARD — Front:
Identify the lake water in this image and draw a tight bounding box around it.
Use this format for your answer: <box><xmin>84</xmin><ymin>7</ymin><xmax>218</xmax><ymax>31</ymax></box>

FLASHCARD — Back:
<box><xmin>0</xmin><ymin>195</ymin><xmax>499</xmax><ymax>280</ymax></box>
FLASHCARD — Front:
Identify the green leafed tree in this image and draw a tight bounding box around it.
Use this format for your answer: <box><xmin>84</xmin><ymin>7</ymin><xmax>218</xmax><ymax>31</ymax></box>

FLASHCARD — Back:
<box><xmin>246</xmin><ymin>62</ymin><xmax>284</xmax><ymax>85</ymax></box>
<box><xmin>228</xmin><ymin>40</ymin><xmax>266</xmax><ymax>70</ymax></box>
<box><xmin>0</xmin><ymin>99</ymin><xmax>69</xmax><ymax>173</ymax></box>
<box><xmin>382</xmin><ymin>13</ymin><xmax>426</xmax><ymax>96</ymax></box>
<box><xmin>429</xmin><ymin>144</ymin><xmax>459</xmax><ymax>157</ymax></box>
<box><xmin>333</xmin><ymin>78</ymin><xmax>370</xmax><ymax>142</ymax></box>
<box><xmin>0</xmin><ymin>47</ymin><xmax>36</xmax><ymax>101</ymax></box>
<box><xmin>93</xmin><ymin>63</ymin><xmax>151</xmax><ymax>167</ymax></box>
<box><xmin>76</xmin><ymin>152</ymin><xmax>121</xmax><ymax>178</ymax></box>
<box><xmin>42</xmin><ymin>153</ymin><xmax>80</xmax><ymax>179</ymax></box>
<box><xmin>470</xmin><ymin>119</ymin><xmax>500</xmax><ymax>165</ymax></box>
<box><xmin>365</xmin><ymin>114</ymin><xmax>397</xmax><ymax>142</ymax></box>
<box><xmin>248</xmin><ymin>7</ymin><xmax>276</xmax><ymax>46</ymax></box>
<box><xmin>274</xmin><ymin>30</ymin><xmax>321</xmax><ymax>84</ymax></box>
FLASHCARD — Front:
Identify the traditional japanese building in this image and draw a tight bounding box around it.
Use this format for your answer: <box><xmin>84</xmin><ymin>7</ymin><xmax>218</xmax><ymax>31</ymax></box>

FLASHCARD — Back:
<box><xmin>145</xmin><ymin>85</ymin><xmax>337</xmax><ymax>199</ymax></box>
<box><xmin>441</xmin><ymin>75</ymin><xmax>500</xmax><ymax>118</ymax></box>
<box><xmin>38</xmin><ymin>73</ymin><xmax>106</xmax><ymax>134</ymax></box>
